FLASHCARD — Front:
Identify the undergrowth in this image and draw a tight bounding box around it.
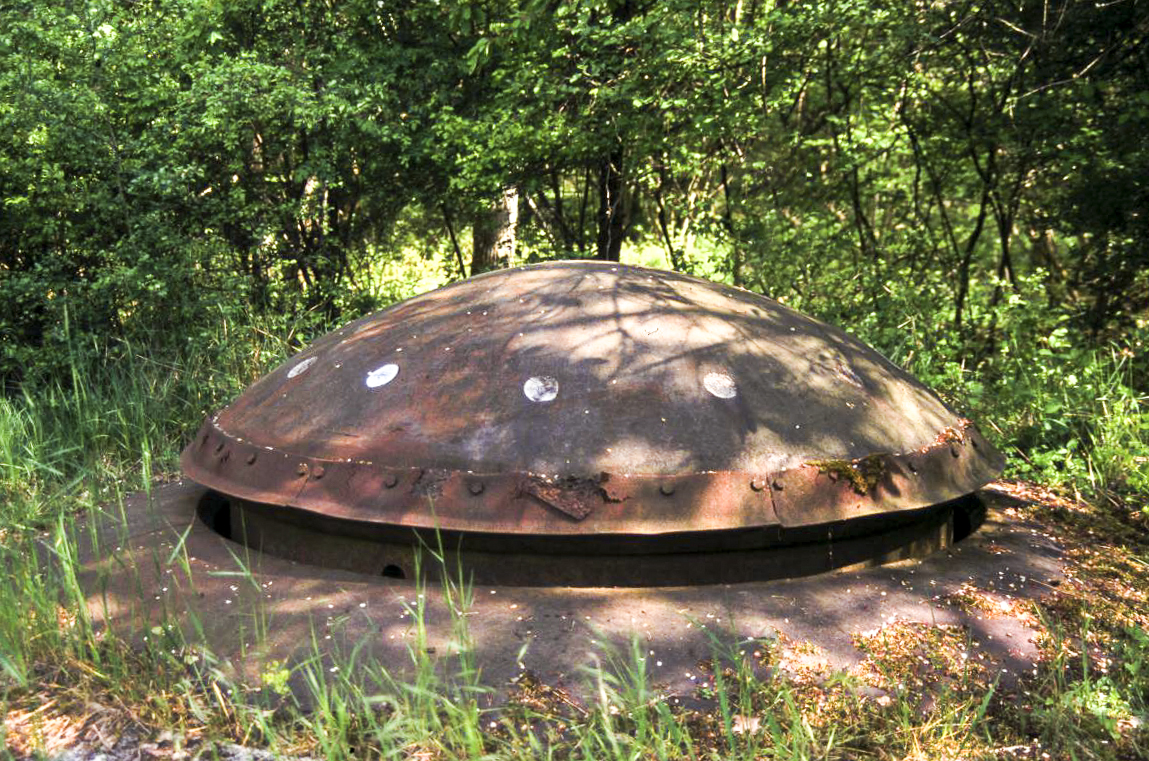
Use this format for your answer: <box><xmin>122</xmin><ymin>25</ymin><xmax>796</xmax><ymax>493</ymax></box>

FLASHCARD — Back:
<box><xmin>0</xmin><ymin>264</ymin><xmax>1146</xmax><ymax>759</ymax></box>
<box><xmin>2</xmin><ymin>517</ymin><xmax>1146</xmax><ymax>760</ymax></box>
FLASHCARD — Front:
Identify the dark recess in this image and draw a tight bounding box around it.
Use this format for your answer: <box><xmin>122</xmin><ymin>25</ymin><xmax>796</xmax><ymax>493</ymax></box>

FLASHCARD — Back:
<box><xmin>382</xmin><ymin>564</ymin><xmax>407</xmax><ymax>579</ymax></box>
<box><xmin>196</xmin><ymin>491</ymin><xmax>233</xmax><ymax>541</ymax></box>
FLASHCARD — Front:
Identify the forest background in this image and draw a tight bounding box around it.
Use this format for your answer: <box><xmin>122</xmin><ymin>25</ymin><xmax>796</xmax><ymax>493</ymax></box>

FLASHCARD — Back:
<box><xmin>1</xmin><ymin>0</ymin><xmax>1147</xmax><ymax>523</ymax></box>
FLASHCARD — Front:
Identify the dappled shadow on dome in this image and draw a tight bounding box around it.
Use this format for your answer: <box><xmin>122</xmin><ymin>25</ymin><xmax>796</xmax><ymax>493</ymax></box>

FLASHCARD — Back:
<box><xmin>181</xmin><ymin>260</ymin><xmax>1003</xmax><ymax>565</ymax></box>
<box><xmin>211</xmin><ymin>262</ymin><xmax>956</xmax><ymax>472</ymax></box>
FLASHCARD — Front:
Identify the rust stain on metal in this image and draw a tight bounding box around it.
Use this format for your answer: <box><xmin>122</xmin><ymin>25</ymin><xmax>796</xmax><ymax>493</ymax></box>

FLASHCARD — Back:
<box><xmin>932</xmin><ymin>422</ymin><xmax>969</xmax><ymax>447</ymax></box>
<box><xmin>412</xmin><ymin>469</ymin><xmax>449</xmax><ymax>499</ymax></box>
<box><xmin>806</xmin><ymin>452</ymin><xmax>888</xmax><ymax>495</ymax></box>
<box><xmin>522</xmin><ymin>477</ymin><xmax>597</xmax><ymax>521</ymax></box>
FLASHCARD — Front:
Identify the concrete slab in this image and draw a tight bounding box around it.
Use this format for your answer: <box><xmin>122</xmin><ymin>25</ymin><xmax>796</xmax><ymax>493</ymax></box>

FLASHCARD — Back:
<box><xmin>73</xmin><ymin>481</ymin><xmax>1065</xmax><ymax>705</ymax></box>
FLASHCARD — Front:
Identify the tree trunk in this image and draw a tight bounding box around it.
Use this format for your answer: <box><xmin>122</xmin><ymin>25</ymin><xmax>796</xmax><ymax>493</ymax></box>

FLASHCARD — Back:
<box><xmin>595</xmin><ymin>147</ymin><xmax>625</xmax><ymax>261</ymax></box>
<box><xmin>471</xmin><ymin>186</ymin><xmax>519</xmax><ymax>275</ymax></box>
<box><xmin>720</xmin><ymin>163</ymin><xmax>743</xmax><ymax>286</ymax></box>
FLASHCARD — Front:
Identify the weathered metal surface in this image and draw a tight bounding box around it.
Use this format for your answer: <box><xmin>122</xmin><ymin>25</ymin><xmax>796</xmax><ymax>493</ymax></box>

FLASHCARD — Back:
<box><xmin>207</xmin><ymin>493</ymin><xmax>964</xmax><ymax>585</ymax></box>
<box><xmin>182</xmin><ymin>260</ymin><xmax>1004</xmax><ymax>543</ymax></box>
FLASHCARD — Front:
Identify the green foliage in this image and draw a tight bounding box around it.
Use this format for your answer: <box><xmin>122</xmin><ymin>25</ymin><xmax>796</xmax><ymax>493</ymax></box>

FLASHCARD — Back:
<box><xmin>1</xmin><ymin>5</ymin><xmax>1147</xmax><ymax>754</ymax></box>
<box><xmin>1023</xmin><ymin>616</ymin><xmax>1149</xmax><ymax>757</ymax></box>
<box><xmin>0</xmin><ymin>0</ymin><xmax>1145</xmax><ymax>526</ymax></box>
<box><xmin>0</xmin><ymin>310</ymin><xmax>298</xmax><ymax>528</ymax></box>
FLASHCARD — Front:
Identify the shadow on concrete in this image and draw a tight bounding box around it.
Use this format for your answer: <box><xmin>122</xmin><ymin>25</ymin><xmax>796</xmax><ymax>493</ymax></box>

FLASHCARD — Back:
<box><xmin>74</xmin><ymin>480</ymin><xmax>1064</xmax><ymax>707</ymax></box>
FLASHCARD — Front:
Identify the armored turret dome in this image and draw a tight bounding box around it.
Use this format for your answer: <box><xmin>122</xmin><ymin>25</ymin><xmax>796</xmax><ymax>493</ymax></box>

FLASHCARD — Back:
<box><xmin>182</xmin><ymin>261</ymin><xmax>1003</xmax><ymax>585</ymax></box>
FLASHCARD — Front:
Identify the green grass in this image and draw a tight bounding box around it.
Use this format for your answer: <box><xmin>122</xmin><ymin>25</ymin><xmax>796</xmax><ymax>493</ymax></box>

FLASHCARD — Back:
<box><xmin>0</xmin><ymin>273</ymin><xmax>1147</xmax><ymax>759</ymax></box>
<box><xmin>3</xmin><ymin>489</ymin><xmax>1147</xmax><ymax>759</ymax></box>
<box><xmin>0</xmin><ymin>316</ymin><xmax>296</xmax><ymax>530</ymax></box>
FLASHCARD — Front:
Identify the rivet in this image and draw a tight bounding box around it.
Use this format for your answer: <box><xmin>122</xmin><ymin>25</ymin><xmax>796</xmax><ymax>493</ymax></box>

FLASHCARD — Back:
<box><xmin>659</xmin><ymin>483</ymin><xmax>676</xmax><ymax>496</ymax></box>
<box><xmin>468</xmin><ymin>481</ymin><xmax>485</xmax><ymax>496</ymax></box>
<box><xmin>296</xmin><ymin>463</ymin><xmax>309</xmax><ymax>477</ymax></box>
<box><xmin>246</xmin><ymin>453</ymin><xmax>257</xmax><ymax>465</ymax></box>
<box><xmin>750</xmin><ymin>478</ymin><xmax>768</xmax><ymax>492</ymax></box>
<box><xmin>384</xmin><ymin>473</ymin><xmax>399</xmax><ymax>489</ymax></box>
<box><xmin>313</xmin><ymin>465</ymin><xmax>326</xmax><ymax>479</ymax></box>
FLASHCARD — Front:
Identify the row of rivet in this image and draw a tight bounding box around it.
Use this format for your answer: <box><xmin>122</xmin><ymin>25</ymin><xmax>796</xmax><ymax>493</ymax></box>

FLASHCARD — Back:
<box><xmin>206</xmin><ymin>412</ymin><xmax>982</xmax><ymax>483</ymax></box>
<box><xmin>209</xmin><ymin>440</ymin><xmax>785</xmax><ymax>500</ymax></box>
<box><xmin>200</xmin><ymin>425</ymin><xmax>984</xmax><ymax>507</ymax></box>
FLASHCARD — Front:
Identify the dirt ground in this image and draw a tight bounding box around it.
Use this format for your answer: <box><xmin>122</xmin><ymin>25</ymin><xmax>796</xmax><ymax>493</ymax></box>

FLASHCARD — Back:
<box><xmin>9</xmin><ymin>479</ymin><xmax>1112</xmax><ymax>758</ymax></box>
<box><xmin>76</xmin><ymin>482</ymin><xmax>1065</xmax><ymax>694</ymax></box>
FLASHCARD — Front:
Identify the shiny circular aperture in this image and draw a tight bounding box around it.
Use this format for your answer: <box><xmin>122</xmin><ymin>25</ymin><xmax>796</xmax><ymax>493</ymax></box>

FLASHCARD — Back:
<box><xmin>287</xmin><ymin>356</ymin><xmax>317</xmax><ymax>379</ymax></box>
<box><xmin>523</xmin><ymin>375</ymin><xmax>559</xmax><ymax>402</ymax></box>
<box><xmin>703</xmin><ymin>371</ymin><xmax>738</xmax><ymax>399</ymax></box>
<box><xmin>365</xmin><ymin>363</ymin><xmax>400</xmax><ymax>388</ymax></box>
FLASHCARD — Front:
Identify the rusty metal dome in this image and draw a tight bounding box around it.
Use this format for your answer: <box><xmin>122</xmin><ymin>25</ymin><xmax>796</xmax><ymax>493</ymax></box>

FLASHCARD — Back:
<box><xmin>182</xmin><ymin>261</ymin><xmax>1004</xmax><ymax>585</ymax></box>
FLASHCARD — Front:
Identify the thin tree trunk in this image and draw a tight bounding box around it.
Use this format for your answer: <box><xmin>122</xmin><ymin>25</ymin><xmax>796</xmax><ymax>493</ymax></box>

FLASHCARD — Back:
<box><xmin>595</xmin><ymin>148</ymin><xmax>625</xmax><ymax>261</ymax></box>
<box><xmin>578</xmin><ymin>164</ymin><xmax>592</xmax><ymax>255</ymax></box>
<box><xmin>720</xmin><ymin>163</ymin><xmax>742</xmax><ymax>287</ymax></box>
<box><xmin>471</xmin><ymin>186</ymin><xmax>519</xmax><ymax>274</ymax></box>
<box><xmin>954</xmin><ymin>183</ymin><xmax>992</xmax><ymax>332</ymax></box>
<box><xmin>441</xmin><ymin>204</ymin><xmax>467</xmax><ymax>278</ymax></box>
<box><xmin>654</xmin><ymin>183</ymin><xmax>684</xmax><ymax>271</ymax></box>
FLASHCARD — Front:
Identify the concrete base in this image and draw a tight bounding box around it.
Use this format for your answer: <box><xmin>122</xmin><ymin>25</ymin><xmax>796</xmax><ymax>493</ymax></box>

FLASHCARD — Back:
<box><xmin>74</xmin><ymin>481</ymin><xmax>1065</xmax><ymax>704</ymax></box>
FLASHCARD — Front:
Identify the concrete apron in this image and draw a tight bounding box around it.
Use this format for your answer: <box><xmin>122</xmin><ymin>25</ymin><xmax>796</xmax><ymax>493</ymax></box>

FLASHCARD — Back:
<box><xmin>75</xmin><ymin>481</ymin><xmax>1065</xmax><ymax>705</ymax></box>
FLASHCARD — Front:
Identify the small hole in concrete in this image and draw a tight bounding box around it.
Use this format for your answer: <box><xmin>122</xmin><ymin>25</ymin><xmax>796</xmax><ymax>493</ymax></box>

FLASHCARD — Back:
<box><xmin>381</xmin><ymin>564</ymin><xmax>406</xmax><ymax>579</ymax></box>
